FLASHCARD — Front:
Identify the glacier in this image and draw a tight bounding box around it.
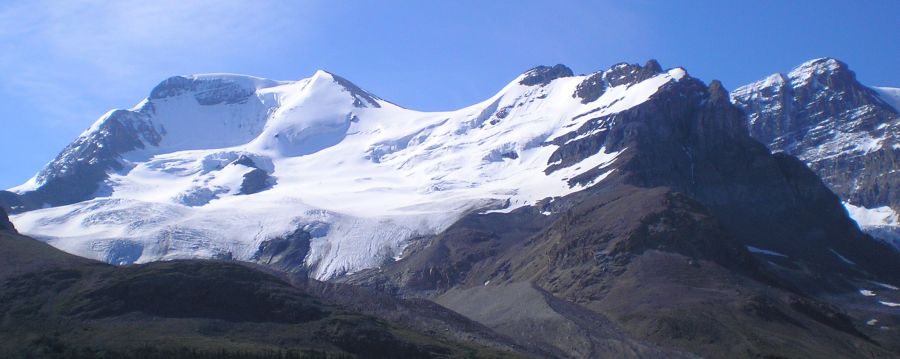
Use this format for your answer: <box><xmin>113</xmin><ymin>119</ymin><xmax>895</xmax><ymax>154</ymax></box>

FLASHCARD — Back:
<box><xmin>11</xmin><ymin>64</ymin><xmax>688</xmax><ymax>279</ymax></box>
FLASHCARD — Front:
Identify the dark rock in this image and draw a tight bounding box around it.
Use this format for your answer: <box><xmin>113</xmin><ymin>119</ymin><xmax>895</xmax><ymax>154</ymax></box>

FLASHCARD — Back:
<box><xmin>707</xmin><ymin>79</ymin><xmax>729</xmax><ymax>103</ymax></box>
<box><xmin>643</xmin><ymin>59</ymin><xmax>663</xmax><ymax>74</ymax></box>
<box><xmin>23</xmin><ymin>110</ymin><xmax>161</xmax><ymax>207</ymax></box>
<box><xmin>573</xmin><ymin>72</ymin><xmax>607</xmax><ymax>103</ymax></box>
<box><xmin>500</xmin><ymin>151</ymin><xmax>519</xmax><ymax>160</ymax></box>
<box><xmin>787</xmin><ymin>295</ymin><xmax>867</xmax><ymax>339</ymax></box>
<box><xmin>605</xmin><ymin>60</ymin><xmax>664</xmax><ymax>87</ymax></box>
<box><xmin>150</xmin><ymin>75</ymin><xmax>256</xmax><ymax>105</ymax></box>
<box><xmin>239</xmin><ymin>168</ymin><xmax>273</xmax><ymax>195</ymax></box>
<box><xmin>230</xmin><ymin>154</ymin><xmax>258</xmax><ymax>168</ymax></box>
<box><xmin>0</xmin><ymin>191</ymin><xmax>32</xmax><ymax>214</ymax></box>
<box><xmin>231</xmin><ymin>156</ymin><xmax>275</xmax><ymax>195</ymax></box>
<box><xmin>329</xmin><ymin>72</ymin><xmax>382</xmax><ymax>108</ymax></box>
<box><xmin>573</xmin><ymin>60</ymin><xmax>666</xmax><ymax>104</ymax></box>
<box><xmin>252</xmin><ymin>227</ymin><xmax>312</xmax><ymax>275</ymax></box>
<box><xmin>519</xmin><ymin>64</ymin><xmax>574</xmax><ymax>86</ymax></box>
<box><xmin>0</xmin><ymin>207</ymin><xmax>14</xmax><ymax>233</ymax></box>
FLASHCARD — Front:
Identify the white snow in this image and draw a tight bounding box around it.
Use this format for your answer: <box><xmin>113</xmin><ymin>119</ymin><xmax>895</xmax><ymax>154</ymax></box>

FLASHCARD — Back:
<box><xmin>870</xmin><ymin>281</ymin><xmax>900</xmax><ymax>291</ymax></box>
<box><xmin>844</xmin><ymin>202</ymin><xmax>899</xmax><ymax>227</ymax></box>
<box><xmin>859</xmin><ymin>289</ymin><xmax>877</xmax><ymax>297</ymax></box>
<box><xmin>873</xmin><ymin>87</ymin><xmax>900</xmax><ymax>112</ymax></box>
<box><xmin>787</xmin><ymin>58</ymin><xmax>842</xmax><ymax>86</ymax></box>
<box><xmin>746</xmin><ymin>245</ymin><xmax>788</xmax><ymax>257</ymax></box>
<box><xmin>10</xmin><ymin>67</ymin><xmax>688</xmax><ymax>280</ymax></box>
<box><xmin>844</xmin><ymin>202</ymin><xmax>900</xmax><ymax>248</ymax></box>
<box><xmin>829</xmin><ymin>249</ymin><xmax>856</xmax><ymax>265</ymax></box>
<box><xmin>879</xmin><ymin>301</ymin><xmax>900</xmax><ymax>307</ymax></box>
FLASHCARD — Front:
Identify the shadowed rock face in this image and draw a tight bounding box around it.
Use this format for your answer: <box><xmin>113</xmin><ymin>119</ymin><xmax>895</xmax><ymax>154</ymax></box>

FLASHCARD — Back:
<box><xmin>732</xmin><ymin>58</ymin><xmax>900</xmax><ymax>216</ymax></box>
<box><xmin>0</xmin><ymin>191</ymin><xmax>28</xmax><ymax>214</ymax></box>
<box><xmin>17</xmin><ymin>109</ymin><xmax>161</xmax><ymax>209</ymax></box>
<box><xmin>0</xmin><ymin>207</ymin><xmax>14</xmax><ymax>233</ymax></box>
<box><xmin>329</xmin><ymin>72</ymin><xmax>383</xmax><ymax>108</ymax></box>
<box><xmin>230</xmin><ymin>154</ymin><xmax>275</xmax><ymax>195</ymax></box>
<box><xmin>240</xmin><ymin>168</ymin><xmax>273</xmax><ymax>194</ymax></box>
<box><xmin>251</xmin><ymin>227</ymin><xmax>312</xmax><ymax>275</ymax></box>
<box><xmin>548</xmin><ymin>72</ymin><xmax>900</xmax><ymax>280</ymax></box>
<box><xmin>150</xmin><ymin>75</ymin><xmax>257</xmax><ymax>105</ymax></box>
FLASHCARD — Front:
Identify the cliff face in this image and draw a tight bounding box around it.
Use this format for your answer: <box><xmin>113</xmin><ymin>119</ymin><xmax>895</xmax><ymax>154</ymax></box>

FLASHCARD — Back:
<box><xmin>0</xmin><ymin>207</ymin><xmax>14</xmax><ymax>233</ymax></box>
<box><xmin>731</xmin><ymin>58</ymin><xmax>900</xmax><ymax>230</ymax></box>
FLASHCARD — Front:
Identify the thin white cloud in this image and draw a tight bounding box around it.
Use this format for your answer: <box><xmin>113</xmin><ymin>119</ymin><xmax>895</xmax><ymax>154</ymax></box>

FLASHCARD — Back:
<box><xmin>0</xmin><ymin>0</ymin><xmax>312</xmax><ymax>128</ymax></box>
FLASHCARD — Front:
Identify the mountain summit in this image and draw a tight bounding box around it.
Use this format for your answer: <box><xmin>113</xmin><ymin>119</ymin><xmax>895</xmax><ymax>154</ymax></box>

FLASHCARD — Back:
<box><xmin>732</xmin><ymin>57</ymin><xmax>900</xmax><ymax>246</ymax></box>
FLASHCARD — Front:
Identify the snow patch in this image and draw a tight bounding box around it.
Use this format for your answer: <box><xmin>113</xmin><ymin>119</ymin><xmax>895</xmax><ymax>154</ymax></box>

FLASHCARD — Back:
<box><xmin>869</xmin><ymin>281</ymin><xmax>900</xmax><ymax>290</ymax></box>
<box><xmin>829</xmin><ymin>249</ymin><xmax>855</xmax><ymax>265</ymax></box>
<box><xmin>844</xmin><ymin>202</ymin><xmax>899</xmax><ymax>227</ymax></box>
<box><xmin>746</xmin><ymin>245</ymin><xmax>788</xmax><ymax>257</ymax></box>
<box><xmin>873</xmin><ymin>87</ymin><xmax>900</xmax><ymax>112</ymax></box>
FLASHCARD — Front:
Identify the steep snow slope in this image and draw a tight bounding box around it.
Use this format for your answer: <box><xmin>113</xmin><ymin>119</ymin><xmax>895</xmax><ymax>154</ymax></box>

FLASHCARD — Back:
<box><xmin>11</xmin><ymin>63</ymin><xmax>687</xmax><ymax>279</ymax></box>
<box><xmin>874</xmin><ymin>87</ymin><xmax>900</xmax><ymax>112</ymax></box>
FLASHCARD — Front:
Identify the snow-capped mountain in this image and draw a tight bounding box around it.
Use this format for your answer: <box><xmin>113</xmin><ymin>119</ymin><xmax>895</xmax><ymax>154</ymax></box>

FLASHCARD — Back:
<box><xmin>7</xmin><ymin>59</ymin><xmax>900</xmax><ymax>358</ymax></box>
<box><xmin>732</xmin><ymin>58</ymin><xmax>900</xmax><ymax>246</ymax></box>
<box><xmin>8</xmin><ymin>61</ymin><xmax>686</xmax><ymax>279</ymax></box>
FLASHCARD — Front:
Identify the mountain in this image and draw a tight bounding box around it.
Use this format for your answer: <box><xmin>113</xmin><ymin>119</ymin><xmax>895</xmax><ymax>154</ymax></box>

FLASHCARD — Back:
<box><xmin>8</xmin><ymin>61</ymin><xmax>687</xmax><ymax>279</ymax></box>
<box><xmin>0</xmin><ymin>209</ymin><xmax>531</xmax><ymax>358</ymax></box>
<box><xmin>731</xmin><ymin>58</ymin><xmax>900</xmax><ymax>246</ymax></box>
<box><xmin>340</xmin><ymin>63</ymin><xmax>900</xmax><ymax>358</ymax></box>
<box><xmin>5</xmin><ymin>59</ymin><xmax>900</xmax><ymax>358</ymax></box>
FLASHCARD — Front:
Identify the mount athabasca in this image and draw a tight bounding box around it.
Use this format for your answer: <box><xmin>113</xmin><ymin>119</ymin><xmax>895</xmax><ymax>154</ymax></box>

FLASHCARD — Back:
<box><xmin>4</xmin><ymin>59</ymin><xmax>900</xmax><ymax>358</ymax></box>
<box><xmin>6</xmin><ymin>63</ymin><xmax>680</xmax><ymax>279</ymax></box>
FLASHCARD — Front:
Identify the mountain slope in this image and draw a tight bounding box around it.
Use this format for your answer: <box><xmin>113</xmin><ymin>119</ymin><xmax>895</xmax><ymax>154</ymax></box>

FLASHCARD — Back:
<box><xmin>9</xmin><ymin>62</ymin><xmax>688</xmax><ymax>279</ymax></box>
<box><xmin>5</xmin><ymin>59</ymin><xmax>900</xmax><ymax>358</ymax></box>
<box><xmin>343</xmin><ymin>67</ymin><xmax>900</xmax><ymax>358</ymax></box>
<box><xmin>0</xmin><ymin>207</ymin><xmax>13</xmax><ymax>232</ymax></box>
<box><xmin>0</xmin><ymin>210</ymin><xmax>527</xmax><ymax>358</ymax></box>
<box><xmin>731</xmin><ymin>58</ymin><xmax>900</xmax><ymax>246</ymax></box>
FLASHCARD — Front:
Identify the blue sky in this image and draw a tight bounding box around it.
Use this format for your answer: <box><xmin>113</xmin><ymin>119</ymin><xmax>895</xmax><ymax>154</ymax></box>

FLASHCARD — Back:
<box><xmin>1</xmin><ymin>0</ymin><xmax>898</xmax><ymax>188</ymax></box>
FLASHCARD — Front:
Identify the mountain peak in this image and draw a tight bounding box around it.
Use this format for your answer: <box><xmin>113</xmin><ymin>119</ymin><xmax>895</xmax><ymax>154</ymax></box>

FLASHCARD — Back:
<box><xmin>309</xmin><ymin>69</ymin><xmax>382</xmax><ymax>109</ymax></box>
<box><xmin>787</xmin><ymin>57</ymin><xmax>853</xmax><ymax>86</ymax></box>
<box><xmin>643</xmin><ymin>59</ymin><xmax>663</xmax><ymax>73</ymax></box>
<box><xmin>572</xmin><ymin>60</ymin><xmax>672</xmax><ymax>104</ymax></box>
<box><xmin>518</xmin><ymin>64</ymin><xmax>574</xmax><ymax>86</ymax></box>
<box><xmin>307</xmin><ymin>69</ymin><xmax>344</xmax><ymax>85</ymax></box>
<box><xmin>707</xmin><ymin>79</ymin><xmax>729</xmax><ymax>103</ymax></box>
